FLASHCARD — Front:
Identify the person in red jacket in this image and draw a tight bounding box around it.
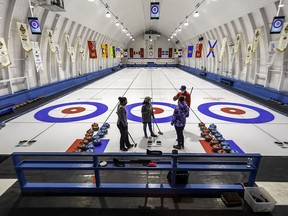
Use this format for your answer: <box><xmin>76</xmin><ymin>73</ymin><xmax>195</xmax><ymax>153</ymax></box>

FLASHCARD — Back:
<box><xmin>173</xmin><ymin>85</ymin><xmax>191</xmax><ymax>117</ymax></box>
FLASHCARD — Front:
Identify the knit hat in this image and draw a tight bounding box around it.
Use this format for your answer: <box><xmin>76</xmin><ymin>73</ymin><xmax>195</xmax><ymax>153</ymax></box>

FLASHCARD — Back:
<box><xmin>179</xmin><ymin>85</ymin><xmax>186</xmax><ymax>91</ymax></box>
<box><xmin>118</xmin><ymin>96</ymin><xmax>127</xmax><ymax>104</ymax></box>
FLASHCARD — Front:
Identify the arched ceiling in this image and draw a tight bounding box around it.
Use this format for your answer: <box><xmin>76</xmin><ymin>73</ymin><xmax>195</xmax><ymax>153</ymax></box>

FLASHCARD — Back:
<box><xmin>41</xmin><ymin>0</ymin><xmax>277</xmax><ymax>45</ymax></box>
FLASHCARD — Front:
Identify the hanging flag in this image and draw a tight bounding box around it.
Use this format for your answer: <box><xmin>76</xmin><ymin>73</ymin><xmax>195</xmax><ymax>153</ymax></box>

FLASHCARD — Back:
<box><xmin>158</xmin><ymin>48</ymin><xmax>162</xmax><ymax>58</ymax></box>
<box><xmin>55</xmin><ymin>44</ymin><xmax>62</xmax><ymax>64</ymax></box>
<box><xmin>195</xmin><ymin>44</ymin><xmax>203</xmax><ymax>58</ymax></box>
<box><xmin>123</xmin><ymin>49</ymin><xmax>128</xmax><ymax>57</ymax></box>
<box><xmin>105</xmin><ymin>44</ymin><xmax>108</xmax><ymax>58</ymax></box>
<box><xmin>47</xmin><ymin>29</ymin><xmax>56</xmax><ymax>53</ymax></box>
<box><xmin>187</xmin><ymin>45</ymin><xmax>193</xmax><ymax>58</ymax></box>
<box><xmin>16</xmin><ymin>22</ymin><xmax>32</xmax><ymax>52</ymax></box>
<box><xmin>234</xmin><ymin>34</ymin><xmax>241</xmax><ymax>53</ymax></box>
<box><xmin>174</xmin><ymin>49</ymin><xmax>178</xmax><ymax>57</ymax></box>
<box><xmin>218</xmin><ymin>38</ymin><xmax>227</xmax><ymax>62</ymax></box>
<box><xmin>88</xmin><ymin>41</ymin><xmax>97</xmax><ymax>59</ymax></box>
<box><xmin>31</xmin><ymin>41</ymin><xmax>44</xmax><ymax>72</ymax></box>
<box><xmin>65</xmin><ymin>34</ymin><xmax>72</xmax><ymax>54</ymax></box>
<box><xmin>276</xmin><ymin>22</ymin><xmax>288</xmax><ymax>52</ymax></box>
<box><xmin>0</xmin><ymin>37</ymin><xmax>11</xmax><ymax>67</ymax></box>
<box><xmin>116</xmin><ymin>47</ymin><xmax>121</xmax><ymax>58</ymax></box>
<box><xmin>178</xmin><ymin>49</ymin><xmax>182</xmax><ymax>57</ymax></box>
<box><xmin>267</xmin><ymin>41</ymin><xmax>277</xmax><ymax>66</ymax></box>
<box><xmin>252</xmin><ymin>29</ymin><xmax>261</xmax><ymax>52</ymax></box>
<box><xmin>206</xmin><ymin>40</ymin><xmax>217</xmax><ymax>58</ymax></box>
<box><xmin>140</xmin><ymin>48</ymin><xmax>144</xmax><ymax>58</ymax></box>
<box><xmin>129</xmin><ymin>48</ymin><xmax>134</xmax><ymax>58</ymax></box>
<box><xmin>169</xmin><ymin>48</ymin><xmax>172</xmax><ymax>58</ymax></box>
<box><xmin>78</xmin><ymin>37</ymin><xmax>85</xmax><ymax>61</ymax></box>
<box><xmin>109</xmin><ymin>46</ymin><xmax>113</xmax><ymax>58</ymax></box>
<box><xmin>70</xmin><ymin>47</ymin><xmax>75</xmax><ymax>62</ymax></box>
<box><xmin>244</xmin><ymin>44</ymin><xmax>253</xmax><ymax>64</ymax></box>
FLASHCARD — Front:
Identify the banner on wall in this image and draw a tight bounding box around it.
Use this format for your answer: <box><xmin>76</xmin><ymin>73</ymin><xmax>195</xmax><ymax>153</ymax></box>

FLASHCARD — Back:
<box><xmin>55</xmin><ymin>44</ymin><xmax>62</xmax><ymax>64</ymax></box>
<box><xmin>244</xmin><ymin>44</ymin><xmax>253</xmax><ymax>64</ymax></box>
<box><xmin>116</xmin><ymin>48</ymin><xmax>121</xmax><ymax>58</ymax></box>
<box><xmin>112</xmin><ymin>46</ymin><xmax>116</xmax><ymax>58</ymax></box>
<box><xmin>17</xmin><ymin>22</ymin><xmax>32</xmax><ymax>52</ymax></box>
<box><xmin>218</xmin><ymin>37</ymin><xmax>227</xmax><ymax>62</ymax></box>
<box><xmin>187</xmin><ymin>45</ymin><xmax>193</xmax><ymax>58</ymax></box>
<box><xmin>123</xmin><ymin>49</ymin><xmax>128</xmax><ymax>57</ymax></box>
<box><xmin>277</xmin><ymin>22</ymin><xmax>288</xmax><ymax>52</ymax></box>
<box><xmin>169</xmin><ymin>48</ymin><xmax>172</xmax><ymax>58</ymax></box>
<box><xmin>252</xmin><ymin>29</ymin><xmax>261</xmax><ymax>52</ymax></box>
<box><xmin>101</xmin><ymin>43</ymin><xmax>108</xmax><ymax>58</ymax></box>
<box><xmin>206</xmin><ymin>40</ymin><xmax>217</xmax><ymax>58</ymax></box>
<box><xmin>78</xmin><ymin>37</ymin><xmax>85</xmax><ymax>61</ymax></box>
<box><xmin>109</xmin><ymin>46</ymin><xmax>113</xmax><ymax>58</ymax></box>
<box><xmin>65</xmin><ymin>34</ymin><xmax>72</xmax><ymax>54</ymax></box>
<box><xmin>174</xmin><ymin>49</ymin><xmax>178</xmax><ymax>57</ymax></box>
<box><xmin>158</xmin><ymin>48</ymin><xmax>162</xmax><ymax>58</ymax></box>
<box><xmin>0</xmin><ymin>37</ymin><xmax>11</xmax><ymax>67</ymax></box>
<box><xmin>88</xmin><ymin>41</ymin><xmax>97</xmax><ymax>59</ymax></box>
<box><xmin>31</xmin><ymin>41</ymin><xmax>44</xmax><ymax>72</ymax></box>
<box><xmin>267</xmin><ymin>41</ymin><xmax>277</xmax><ymax>66</ymax></box>
<box><xmin>178</xmin><ymin>49</ymin><xmax>182</xmax><ymax>57</ymax></box>
<box><xmin>234</xmin><ymin>34</ymin><xmax>241</xmax><ymax>53</ymax></box>
<box><xmin>47</xmin><ymin>29</ymin><xmax>56</xmax><ymax>53</ymax></box>
<box><xmin>195</xmin><ymin>44</ymin><xmax>203</xmax><ymax>58</ymax></box>
<box><xmin>70</xmin><ymin>47</ymin><xmax>75</xmax><ymax>62</ymax></box>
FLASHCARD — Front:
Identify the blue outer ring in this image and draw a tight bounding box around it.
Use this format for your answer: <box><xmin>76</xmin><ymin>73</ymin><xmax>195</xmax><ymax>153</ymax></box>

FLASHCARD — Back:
<box><xmin>30</xmin><ymin>20</ymin><xmax>40</xmax><ymax>29</ymax></box>
<box><xmin>273</xmin><ymin>19</ymin><xmax>283</xmax><ymax>28</ymax></box>
<box><xmin>151</xmin><ymin>5</ymin><xmax>159</xmax><ymax>14</ymax></box>
<box><xmin>126</xmin><ymin>102</ymin><xmax>177</xmax><ymax>123</ymax></box>
<box><xmin>34</xmin><ymin>102</ymin><xmax>108</xmax><ymax>123</ymax></box>
<box><xmin>198</xmin><ymin>102</ymin><xmax>274</xmax><ymax>124</ymax></box>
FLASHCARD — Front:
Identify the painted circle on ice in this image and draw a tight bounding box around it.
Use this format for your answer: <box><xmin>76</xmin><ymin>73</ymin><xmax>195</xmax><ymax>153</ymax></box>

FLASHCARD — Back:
<box><xmin>153</xmin><ymin>107</ymin><xmax>164</xmax><ymax>114</ymax></box>
<box><xmin>220</xmin><ymin>107</ymin><xmax>246</xmax><ymax>115</ymax></box>
<box><xmin>198</xmin><ymin>102</ymin><xmax>274</xmax><ymax>123</ymax></box>
<box><xmin>62</xmin><ymin>107</ymin><xmax>86</xmax><ymax>114</ymax></box>
<box><xmin>34</xmin><ymin>102</ymin><xmax>108</xmax><ymax>123</ymax></box>
<box><xmin>151</xmin><ymin>5</ymin><xmax>159</xmax><ymax>14</ymax></box>
<box><xmin>126</xmin><ymin>102</ymin><xmax>177</xmax><ymax>123</ymax></box>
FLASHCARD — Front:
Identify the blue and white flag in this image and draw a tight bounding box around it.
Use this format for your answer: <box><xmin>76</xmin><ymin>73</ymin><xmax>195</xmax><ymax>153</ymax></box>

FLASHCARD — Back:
<box><xmin>206</xmin><ymin>40</ymin><xmax>217</xmax><ymax>58</ymax></box>
<box><xmin>187</xmin><ymin>46</ymin><xmax>193</xmax><ymax>58</ymax></box>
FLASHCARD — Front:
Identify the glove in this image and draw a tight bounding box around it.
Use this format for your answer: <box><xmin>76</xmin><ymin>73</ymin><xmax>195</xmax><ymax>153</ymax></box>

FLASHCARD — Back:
<box><xmin>173</xmin><ymin>96</ymin><xmax>178</xmax><ymax>101</ymax></box>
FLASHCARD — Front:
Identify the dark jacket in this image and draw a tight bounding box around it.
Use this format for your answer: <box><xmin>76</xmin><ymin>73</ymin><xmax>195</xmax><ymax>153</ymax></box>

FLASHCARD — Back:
<box><xmin>117</xmin><ymin>105</ymin><xmax>128</xmax><ymax>126</ymax></box>
<box><xmin>141</xmin><ymin>102</ymin><xmax>154</xmax><ymax>123</ymax></box>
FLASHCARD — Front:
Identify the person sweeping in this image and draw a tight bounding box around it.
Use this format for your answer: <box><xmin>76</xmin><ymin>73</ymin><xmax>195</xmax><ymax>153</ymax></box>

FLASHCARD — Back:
<box><xmin>141</xmin><ymin>96</ymin><xmax>158</xmax><ymax>138</ymax></box>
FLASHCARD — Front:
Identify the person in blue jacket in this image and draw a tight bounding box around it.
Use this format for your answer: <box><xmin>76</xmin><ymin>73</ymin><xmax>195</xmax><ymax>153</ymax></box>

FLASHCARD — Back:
<box><xmin>171</xmin><ymin>95</ymin><xmax>189</xmax><ymax>149</ymax></box>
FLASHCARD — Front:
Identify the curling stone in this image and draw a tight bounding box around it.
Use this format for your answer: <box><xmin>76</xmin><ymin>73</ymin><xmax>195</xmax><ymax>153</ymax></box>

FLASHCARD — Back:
<box><xmin>98</xmin><ymin>131</ymin><xmax>105</xmax><ymax>138</ymax></box>
<box><xmin>212</xmin><ymin>143</ymin><xmax>222</xmax><ymax>152</ymax></box>
<box><xmin>103</xmin><ymin>122</ymin><xmax>110</xmax><ymax>128</ymax></box>
<box><xmin>205</xmin><ymin>135</ymin><xmax>212</xmax><ymax>142</ymax></box>
<box><xmin>93</xmin><ymin>138</ymin><xmax>101</xmax><ymax>146</ymax></box>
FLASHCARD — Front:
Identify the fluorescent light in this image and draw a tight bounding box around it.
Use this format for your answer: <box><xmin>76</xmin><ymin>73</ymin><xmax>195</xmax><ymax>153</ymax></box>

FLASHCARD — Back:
<box><xmin>88</xmin><ymin>0</ymin><xmax>95</xmax><ymax>2</ymax></box>
<box><xmin>178</xmin><ymin>28</ymin><xmax>181</xmax><ymax>32</ymax></box>
<box><xmin>115</xmin><ymin>21</ymin><xmax>120</xmax><ymax>26</ymax></box>
<box><xmin>132</xmin><ymin>39</ymin><xmax>135</xmax><ymax>41</ymax></box>
<box><xmin>168</xmin><ymin>39</ymin><xmax>170</xmax><ymax>41</ymax></box>
<box><xmin>184</xmin><ymin>21</ymin><xmax>188</xmax><ymax>26</ymax></box>
<box><xmin>150</xmin><ymin>39</ymin><xmax>152</xmax><ymax>42</ymax></box>
<box><xmin>278</xmin><ymin>4</ymin><xmax>284</xmax><ymax>7</ymax></box>
<box><xmin>194</xmin><ymin>11</ymin><xmax>199</xmax><ymax>17</ymax></box>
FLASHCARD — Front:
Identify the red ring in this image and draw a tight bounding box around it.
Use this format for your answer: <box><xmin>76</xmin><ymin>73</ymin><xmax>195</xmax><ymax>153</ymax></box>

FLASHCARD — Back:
<box><xmin>221</xmin><ymin>107</ymin><xmax>246</xmax><ymax>115</ymax></box>
<box><xmin>62</xmin><ymin>107</ymin><xmax>86</xmax><ymax>114</ymax></box>
<box><xmin>153</xmin><ymin>107</ymin><xmax>164</xmax><ymax>114</ymax></box>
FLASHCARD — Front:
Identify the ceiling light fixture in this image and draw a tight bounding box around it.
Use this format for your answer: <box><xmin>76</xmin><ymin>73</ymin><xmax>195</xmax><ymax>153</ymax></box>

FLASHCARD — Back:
<box><xmin>115</xmin><ymin>21</ymin><xmax>120</xmax><ymax>26</ymax></box>
<box><xmin>184</xmin><ymin>21</ymin><xmax>188</xmax><ymax>26</ymax></box>
<box><xmin>105</xmin><ymin>11</ymin><xmax>111</xmax><ymax>18</ymax></box>
<box><xmin>194</xmin><ymin>11</ymin><xmax>199</xmax><ymax>17</ymax></box>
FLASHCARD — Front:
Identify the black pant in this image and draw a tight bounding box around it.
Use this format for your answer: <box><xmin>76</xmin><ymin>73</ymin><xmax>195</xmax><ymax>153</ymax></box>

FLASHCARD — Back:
<box><xmin>143</xmin><ymin>122</ymin><xmax>154</xmax><ymax>136</ymax></box>
<box><xmin>117</xmin><ymin>123</ymin><xmax>131</xmax><ymax>148</ymax></box>
<box><xmin>175</xmin><ymin>126</ymin><xmax>184</xmax><ymax>147</ymax></box>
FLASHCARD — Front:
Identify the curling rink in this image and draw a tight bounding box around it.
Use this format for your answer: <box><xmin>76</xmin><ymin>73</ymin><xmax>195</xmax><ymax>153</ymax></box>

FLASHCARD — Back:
<box><xmin>1</xmin><ymin>67</ymin><xmax>287</xmax><ymax>156</ymax></box>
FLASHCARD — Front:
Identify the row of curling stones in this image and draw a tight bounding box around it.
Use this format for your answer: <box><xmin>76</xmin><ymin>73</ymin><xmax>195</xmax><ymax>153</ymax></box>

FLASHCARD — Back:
<box><xmin>198</xmin><ymin>122</ymin><xmax>238</xmax><ymax>154</ymax></box>
<box><xmin>74</xmin><ymin>122</ymin><xmax>110</xmax><ymax>153</ymax></box>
